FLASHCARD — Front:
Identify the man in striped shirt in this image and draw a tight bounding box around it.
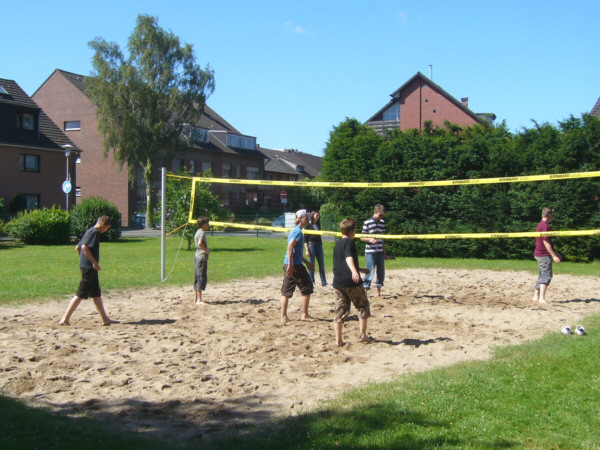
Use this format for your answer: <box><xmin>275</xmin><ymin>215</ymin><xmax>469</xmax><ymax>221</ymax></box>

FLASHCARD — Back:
<box><xmin>361</xmin><ymin>204</ymin><xmax>387</xmax><ymax>296</ymax></box>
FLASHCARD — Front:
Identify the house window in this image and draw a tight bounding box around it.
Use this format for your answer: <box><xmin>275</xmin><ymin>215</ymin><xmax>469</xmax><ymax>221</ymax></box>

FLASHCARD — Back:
<box><xmin>222</xmin><ymin>164</ymin><xmax>231</xmax><ymax>178</ymax></box>
<box><xmin>190</xmin><ymin>126</ymin><xmax>209</xmax><ymax>144</ymax></box>
<box><xmin>64</xmin><ymin>121</ymin><xmax>81</xmax><ymax>131</ymax></box>
<box><xmin>223</xmin><ymin>192</ymin><xmax>231</xmax><ymax>206</ymax></box>
<box><xmin>17</xmin><ymin>112</ymin><xmax>36</xmax><ymax>130</ymax></box>
<box><xmin>236</xmin><ymin>165</ymin><xmax>242</xmax><ymax>178</ymax></box>
<box><xmin>226</xmin><ymin>133</ymin><xmax>257</xmax><ymax>150</ymax></box>
<box><xmin>383</xmin><ymin>104</ymin><xmax>400</xmax><ymax>121</ymax></box>
<box><xmin>201</xmin><ymin>162</ymin><xmax>213</xmax><ymax>175</ymax></box>
<box><xmin>190</xmin><ymin>160</ymin><xmax>197</xmax><ymax>174</ymax></box>
<box><xmin>25</xmin><ymin>194</ymin><xmax>40</xmax><ymax>210</ymax></box>
<box><xmin>19</xmin><ymin>154</ymin><xmax>40</xmax><ymax>172</ymax></box>
<box><xmin>171</xmin><ymin>158</ymin><xmax>185</xmax><ymax>173</ymax></box>
<box><xmin>247</xmin><ymin>167</ymin><xmax>259</xmax><ymax>179</ymax></box>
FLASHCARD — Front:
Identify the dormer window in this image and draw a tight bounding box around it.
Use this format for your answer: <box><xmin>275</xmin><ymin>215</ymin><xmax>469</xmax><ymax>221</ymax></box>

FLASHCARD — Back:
<box><xmin>17</xmin><ymin>112</ymin><xmax>36</xmax><ymax>131</ymax></box>
<box><xmin>0</xmin><ymin>85</ymin><xmax>8</xmax><ymax>95</ymax></box>
<box><xmin>226</xmin><ymin>133</ymin><xmax>256</xmax><ymax>150</ymax></box>
<box><xmin>383</xmin><ymin>104</ymin><xmax>400</xmax><ymax>122</ymax></box>
<box><xmin>190</xmin><ymin>126</ymin><xmax>209</xmax><ymax>144</ymax></box>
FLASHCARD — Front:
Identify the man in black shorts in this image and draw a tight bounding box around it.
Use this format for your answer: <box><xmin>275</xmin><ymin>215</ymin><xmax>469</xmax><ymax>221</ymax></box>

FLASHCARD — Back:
<box><xmin>59</xmin><ymin>216</ymin><xmax>115</xmax><ymax>326</ymax></box>
<box><xmin>332</xmin><ymin>218</ymin><xmax>372</xmax><ymax>346</ymax></box>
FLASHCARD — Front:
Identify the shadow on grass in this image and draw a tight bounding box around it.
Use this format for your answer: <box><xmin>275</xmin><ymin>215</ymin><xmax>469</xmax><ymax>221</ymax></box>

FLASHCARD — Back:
<box><xmin>1</xmin><ymin>392</ymin><xmax>519</xmax><ymax>449</ymax></box>
<box><xmin>0</xmin><ymin>240</ymin><xmax>24</xmax><ymax>250</ymax></box>
<box><xmin>212</xmin><ymin>400</ymin><xmax>518</xmax><ymax>449</ymax></box>
<box><xmin>114</xmin><ymin>237</ymin><xmax>158</xmax><ymax>244</ymax></box>
<box><xmin>213</xmin><ymin>247</ymin><xmax>264</xmax><ymax>252</ymax></box>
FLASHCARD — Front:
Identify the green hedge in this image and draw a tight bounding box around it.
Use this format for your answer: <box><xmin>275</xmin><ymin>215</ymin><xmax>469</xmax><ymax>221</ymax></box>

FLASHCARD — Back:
<box><xmin>5</xmin><ymin>207</ymin><xmax>71</xmax><ymax>245</ymax></box>
<box><xmin>321</xmin><ymin>115</ymin><xmax>600</xmax><ymax>261</ymax></box>
<box><xmin>70</xmin><ymin>197</ymin><xmax>121</xmax><ymax>242</ymax></box>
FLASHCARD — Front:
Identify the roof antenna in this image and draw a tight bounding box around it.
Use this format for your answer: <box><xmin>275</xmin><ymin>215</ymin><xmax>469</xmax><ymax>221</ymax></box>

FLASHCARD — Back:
<box><xmin>429</xmin><ymin>65</ymin><xmax>433</xmax><ymax>80</ymax></box>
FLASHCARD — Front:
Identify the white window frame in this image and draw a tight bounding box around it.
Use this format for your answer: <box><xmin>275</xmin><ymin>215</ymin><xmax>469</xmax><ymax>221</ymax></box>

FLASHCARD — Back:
<box><xmin>64</xmin><ymin>120</ymin><xmax>81</xmax><ymax>131</ymax></box>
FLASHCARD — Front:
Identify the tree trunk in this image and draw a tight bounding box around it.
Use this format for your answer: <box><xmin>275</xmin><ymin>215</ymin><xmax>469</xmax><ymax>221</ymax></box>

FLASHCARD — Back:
<box><xmin>144</xmin><ymin>158</ymin><xmax>155</xmax><ymax>229</ymax></box>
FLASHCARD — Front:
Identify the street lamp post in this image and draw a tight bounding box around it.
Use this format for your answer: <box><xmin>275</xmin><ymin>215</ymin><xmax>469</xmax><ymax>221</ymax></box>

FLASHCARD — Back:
<box><xmin>62</xmin><ymin>144</ymin><xmax>73</xmax><ymax>211</ymax></box>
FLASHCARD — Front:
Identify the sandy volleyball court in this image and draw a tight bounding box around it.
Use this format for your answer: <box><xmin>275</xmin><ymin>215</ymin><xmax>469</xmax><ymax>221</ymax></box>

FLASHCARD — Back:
<box><xmin>1</xmin><ymin>268</ymin><xmax>599</xmax><ymax>443</ymax></box>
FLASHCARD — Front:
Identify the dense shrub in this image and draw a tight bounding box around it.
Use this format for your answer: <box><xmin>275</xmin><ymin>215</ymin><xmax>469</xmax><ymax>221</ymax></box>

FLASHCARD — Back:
<box><xmin>70</xmin><ymin>197</ymin><xmax>121</xmax><ymax>242</ymax></box>
<box><xmin>5</xmin><ymin>207</ymin><xmax>71</xmax><ymax>245</ymax></box>
<box><xmin>321</xmin><ymin>114</ymin><xmax>600</xmax><ymax>261</ymax></box>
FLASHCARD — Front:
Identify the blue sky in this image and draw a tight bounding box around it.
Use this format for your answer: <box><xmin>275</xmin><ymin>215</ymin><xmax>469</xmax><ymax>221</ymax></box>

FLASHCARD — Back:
<box><xmin>3</xmin><ymin>0</ymin><xmax>599</xmax><ymax>156</ymax></box>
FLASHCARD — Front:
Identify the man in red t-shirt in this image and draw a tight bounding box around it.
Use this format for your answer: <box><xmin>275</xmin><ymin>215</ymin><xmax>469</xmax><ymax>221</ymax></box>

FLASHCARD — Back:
<box><xmin>533</xmin><ymin>207</ymin><xmax>561</xmax><ymax>304</ymax></box>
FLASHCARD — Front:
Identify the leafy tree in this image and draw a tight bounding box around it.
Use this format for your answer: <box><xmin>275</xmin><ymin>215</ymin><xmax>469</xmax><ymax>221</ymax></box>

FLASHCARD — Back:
<box><xmin>86</xmin><ymin>14</ymin><xmax>215</xmax><ymax>227</ymax></box>
<box><xmin>162</xmin><ymin>169</ymin><xmax>229</xmax><ymax>249</ymax></box>
<box><xmin>321</xmin><ymin>118</ymin><xmax>384</xmax><ymax>208</ymax></box>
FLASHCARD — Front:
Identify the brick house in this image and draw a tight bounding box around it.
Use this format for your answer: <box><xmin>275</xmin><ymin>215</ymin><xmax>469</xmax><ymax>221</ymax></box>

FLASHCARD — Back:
<box><xmin>0</xmin><ymin>78</ymin><xmax>79</xmax><ymax>213</ymax></box>
<box><xmin>591</xmin><ymin>97</ymin><xmax>600</xmax><ymax>118</ymax></box>
<box><xmin>256</xmin><ymin>147</ymin><xmax>323</xmax><ymax>209</ymax></box>
<box><xmin>366</xmin><ymin>72</ymin><xmax>495</xmax><ymax>133</ymax></box>
<box><xmin>33</xmin><ymin>69</ymin><xmax>269</xmax><ymax>226</ymax></box>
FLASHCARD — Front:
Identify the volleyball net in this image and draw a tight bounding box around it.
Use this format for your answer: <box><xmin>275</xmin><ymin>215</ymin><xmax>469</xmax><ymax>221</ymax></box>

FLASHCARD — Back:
<box><xmin>168</xmin><ymin>170</ymin><xmax>600</xmax><ymax>239</ymax></box>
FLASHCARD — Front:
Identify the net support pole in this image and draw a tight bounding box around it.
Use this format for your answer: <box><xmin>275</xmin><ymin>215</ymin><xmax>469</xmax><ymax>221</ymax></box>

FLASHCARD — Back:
<box><xmin>160</xmin><ymin>167</ymin><xmax>166</xmax><ymax>282</ymax></box>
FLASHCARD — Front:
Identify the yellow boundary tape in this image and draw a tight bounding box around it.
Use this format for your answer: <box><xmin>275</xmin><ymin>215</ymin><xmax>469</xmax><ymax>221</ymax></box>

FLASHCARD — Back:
<box><xmin>166</xmin><ymin>170</ymin><xmax>600</xmax><ymax>239</ymax></box>
<box><xmin>169</xmin><ymin>170</ymin><xmax>600</xmax><ymax>188</ymax></box>
<box><xmin>186</xmin><ymin>221</ymin><xmax>600</xmax><ymax>240</ymax></box>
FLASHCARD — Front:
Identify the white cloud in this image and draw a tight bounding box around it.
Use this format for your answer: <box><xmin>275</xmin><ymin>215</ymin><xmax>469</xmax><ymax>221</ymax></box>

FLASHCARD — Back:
<box><xmin>284</xmin><ymin>21</ymin><xmax>311</xmax><ymax>35</ymax></box>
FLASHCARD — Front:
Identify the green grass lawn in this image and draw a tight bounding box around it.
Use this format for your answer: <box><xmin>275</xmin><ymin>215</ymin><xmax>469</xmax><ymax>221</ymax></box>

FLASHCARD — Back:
<box><xmin>0</xmin><ymin>236</ymin><xmax>294</xmax><ymax>304</ymax></box>
<box><xmin>2</xmin><ymin>235</ymin><xmax>600</xmax><ymax>304</ymax></box>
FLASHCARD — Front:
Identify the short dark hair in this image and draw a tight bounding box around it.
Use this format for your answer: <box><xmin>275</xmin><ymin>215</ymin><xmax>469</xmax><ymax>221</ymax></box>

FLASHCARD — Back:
<box><xmin>340</xmin><ymin>217</ymin><xmax>357</xmax><ymax>235</ymax></box>
<box><xmin>98</xmin><ymin>215</ymin><xmax>112</xmax><ymax>226</ymax></box>
<box><xmin>197</xmin><ymin>216</ymin><xmax>209</xmax><ymax>227</ymax></box>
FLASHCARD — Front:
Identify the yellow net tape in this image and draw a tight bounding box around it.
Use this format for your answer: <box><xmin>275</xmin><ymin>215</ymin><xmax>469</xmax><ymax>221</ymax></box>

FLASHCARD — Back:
<box><xmin>190</xmin><ymin>222</ymin><xmax>600</xmax><ymax>239</ymax></box>
<box><xmin>169</xmin><ymin>170</ymin><xmax>600</xmax><ymax>239</ymax></box>
<box><xmin>173</xmin><ymin>170</ymin><xmax>600</xmax><ymax>188</ymax></box>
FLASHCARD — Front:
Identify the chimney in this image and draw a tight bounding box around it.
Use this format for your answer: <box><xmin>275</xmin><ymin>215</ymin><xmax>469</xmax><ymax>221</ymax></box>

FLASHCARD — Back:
<box><xmin>461</xmin><ymin>97</ymin><xmax>469</xmax><ymax>108</ymax></box>
<box><xmin>428</xmin><ymin>65</ymin><xmax>433</xmax><ymax>80</ymax></box>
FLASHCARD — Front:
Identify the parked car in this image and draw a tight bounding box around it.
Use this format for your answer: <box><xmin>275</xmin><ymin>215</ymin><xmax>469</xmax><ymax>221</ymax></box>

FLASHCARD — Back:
<box><xmin>272</xmin><ymin>214</ymin><xmax>286</xmax><ymax>227</ymax></box>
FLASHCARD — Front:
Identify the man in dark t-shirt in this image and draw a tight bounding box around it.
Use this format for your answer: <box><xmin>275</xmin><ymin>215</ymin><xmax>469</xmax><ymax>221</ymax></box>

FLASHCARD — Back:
<box><xmin>59</xmin><ymin>216</ymin><xmax>115</xmax><ymax>326</ymax></box>
<box><xmin>332</xmin><ymin>218</ymin><xmax>372</xmax><ymax>346</ymax></box>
